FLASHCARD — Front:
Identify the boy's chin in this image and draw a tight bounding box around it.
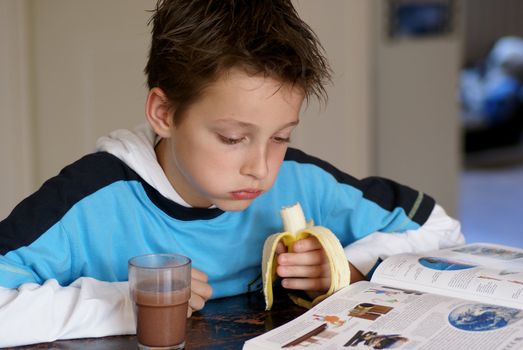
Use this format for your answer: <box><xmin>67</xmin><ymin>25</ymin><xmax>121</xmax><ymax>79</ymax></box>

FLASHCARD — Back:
<box><xmin>215</xmin><ymin>199</ymin><xmax>254</xmax><ymax>212</ymax></box>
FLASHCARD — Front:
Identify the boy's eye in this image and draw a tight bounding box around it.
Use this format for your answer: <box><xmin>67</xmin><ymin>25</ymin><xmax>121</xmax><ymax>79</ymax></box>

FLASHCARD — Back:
<box><xmin>219</xmin><ymin>135</ymin><xmax>244</xmax><ymax>145</ymax></box>
<box><xmin>273</xmin><ymin>136</ymin><xmax>291</xmax><ymax>144</ymax></box>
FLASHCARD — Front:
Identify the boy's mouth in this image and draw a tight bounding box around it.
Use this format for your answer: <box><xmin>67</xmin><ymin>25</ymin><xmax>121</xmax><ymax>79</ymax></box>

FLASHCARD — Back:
<box><xmin>230</xmin><ymin>189</ymin><xmax>263</xmax><ymax>200</ymax></box>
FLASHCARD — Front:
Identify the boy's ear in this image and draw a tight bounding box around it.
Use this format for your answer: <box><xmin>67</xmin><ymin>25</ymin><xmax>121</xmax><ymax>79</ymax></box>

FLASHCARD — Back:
<box><xmin>145</xmin><ymin>87</ymin><xmax>174</xmax><ymax>138</ymax></box>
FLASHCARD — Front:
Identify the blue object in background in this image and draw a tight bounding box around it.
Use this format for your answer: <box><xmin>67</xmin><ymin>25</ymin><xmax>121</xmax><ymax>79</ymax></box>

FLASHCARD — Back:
<box><xmin>483</xmin><ymin>74</ymin><xmax>520</xmax><ymax>125</ymax></box>
<box><xmin>460</xmin><ymin>36</ymin><xmax>523</xmax><ymax>128</ymax></box>
<box><xmin>395</xmin><ymin>3</ymin><xmax>449</xmax><ymax>36</ymax></box>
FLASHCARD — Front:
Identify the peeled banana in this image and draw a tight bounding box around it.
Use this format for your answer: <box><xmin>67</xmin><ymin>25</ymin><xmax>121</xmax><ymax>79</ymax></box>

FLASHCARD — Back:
<box><xmin>262</xmin><ymin>203</ymin><xmax>351</xmax><ymax>310</ymax></box>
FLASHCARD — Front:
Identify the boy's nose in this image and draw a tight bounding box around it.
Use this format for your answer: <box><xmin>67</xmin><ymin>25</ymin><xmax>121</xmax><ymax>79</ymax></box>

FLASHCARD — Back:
<box><xmin>240</xmin><ymin>146</ymin><xmax>269</xmax><ymax>180</ymax></box>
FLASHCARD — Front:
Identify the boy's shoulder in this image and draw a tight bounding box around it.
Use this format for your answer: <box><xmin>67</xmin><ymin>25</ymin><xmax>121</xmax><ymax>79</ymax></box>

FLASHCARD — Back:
<box><xmin>283</xmin><ymin>147</ymin><xmax>359</xmax><ymax>186</ymax></box>
<box><xmin>57</xmin><ymin>151</ymin><xmax>141</xmax><ymax>185</ymax></box>
<box><xmin>26</xmin><ymin>151</ymin><xmax>143</xmax><ymax>217</ymax></box>
<box><xmin>0</xmin><ymin>152</ymin><xmax>142</xmax><ymax>253</ymax></box>
<box><xmin>284</xmin><ymin>147</ymin><xmax>334</xmax><ymax>168</ymax></box>
<box><xmin>282</xmin><ymin>147</ymin><xmax>434</xmax><ymax>217</ymax></box>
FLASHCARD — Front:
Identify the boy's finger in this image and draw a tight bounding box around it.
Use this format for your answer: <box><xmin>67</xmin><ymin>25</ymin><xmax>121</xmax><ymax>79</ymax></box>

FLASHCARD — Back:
<box><xmin>278</xmin><ymin>249</ymin><xmax>326</xmax><ymax>266</ymax></box>
<box><xmin>188</xmin><ymin>293</ymin><xmax>206</xmax><ymax>317</ymax></box>
<box><xmin>281</xmin><ymin>277</ymin><xmax>330</xmax><ymax>291</ymax></box>
<box><xmin>188</xmin><ymin>278</ymin><xmax>213</xmax><ymax>318</ymax></box>
<box><xmin>192</xmin><ymin>278</ymin><xmax>213</xmax><ymax>300</ymax></box>
<box><xmin>275</xmin><ymin>241</ymin><xmax>287</xmax><ymax>254</ymax></box>
<box><xmin>292</xmin><ymin>237</ymin><xmax>322</xmax><ymax>252</ymax></box>
<box><xmin>191</xmin><ymin>267</ymin><xmax>209</xmax><ymax>282</ymax></box>
<box><xmin>277</xmin><ymin>263</ymin><xmax>328</xmax><ymax>278</ymax></box>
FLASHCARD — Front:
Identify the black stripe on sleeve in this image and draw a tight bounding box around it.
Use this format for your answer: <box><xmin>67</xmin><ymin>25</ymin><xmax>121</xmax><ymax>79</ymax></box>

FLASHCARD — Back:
<box><xmin>284</xmin><ymin>147</ymin><xmax>435</xmax><ymax>226</ymax></box>
<box><xmin>0</xmin><ymin>152</ymin><xmax>142</xmax><ymax>255</ymax></box>
<box><xmin>0</xmin><ymin>151</ymin><xmax>225</xmax><ymax>255</ymax></box>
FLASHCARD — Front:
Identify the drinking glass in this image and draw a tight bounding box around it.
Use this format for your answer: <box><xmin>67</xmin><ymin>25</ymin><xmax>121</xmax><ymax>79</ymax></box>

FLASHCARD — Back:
<box><xmin>129</xmin><ymin>253</ymin><xmax>191</xmax><ymax>350</ymax></box>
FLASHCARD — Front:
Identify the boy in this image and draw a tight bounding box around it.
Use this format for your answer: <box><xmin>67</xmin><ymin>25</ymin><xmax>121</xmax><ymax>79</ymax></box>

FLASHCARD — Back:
<box><xmin>0</xmin><ymin>0</ymin><xmax>464</xmax><ymax>346</ymax></box>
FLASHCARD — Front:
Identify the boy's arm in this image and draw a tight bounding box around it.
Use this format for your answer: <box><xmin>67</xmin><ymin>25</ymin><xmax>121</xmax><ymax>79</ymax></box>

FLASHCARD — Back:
<box><xmin>0</xmin><ymin>268</ymin><xmax>212</xmax><ymax>347</ymax></box>
<box><xmin>0</xmin><ymin>278</ymin><xmax>134</xmax><ymax>348</ymax></box>
<box><xmin>277</xmin><ymin>203</ymin><xmax>462</xmax><ymax>294</ymax></box>
<box><xmin>349</xmin><ymin>261</ymin><xmax>365</xmax><ymax>283</ymax></box>
<box><xmin>279</xmin><ymin>149</ymin><xmax>464</xmax><ymax>289</ymax></box>
<box><xmin>343</xmin><ymin>203</ymin><xmax>465</xmax><ymax>278</ymax></box>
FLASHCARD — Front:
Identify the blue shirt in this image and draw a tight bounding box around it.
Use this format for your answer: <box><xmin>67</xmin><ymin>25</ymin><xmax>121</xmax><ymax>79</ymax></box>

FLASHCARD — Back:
<box><xmin>0</xmin><ymin>148</ymin><xmax>434</xmax><ymax>298</ymax></box>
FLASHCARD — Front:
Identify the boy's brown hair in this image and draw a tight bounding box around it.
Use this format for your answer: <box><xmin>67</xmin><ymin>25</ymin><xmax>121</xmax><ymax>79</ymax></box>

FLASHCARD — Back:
<box><xmin>145</xmin><ymin>0</ymin><xmax>331</xmax><ymax>122</ymax></box>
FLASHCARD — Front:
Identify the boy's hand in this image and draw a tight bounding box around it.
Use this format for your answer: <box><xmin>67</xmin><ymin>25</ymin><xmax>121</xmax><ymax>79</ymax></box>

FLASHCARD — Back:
<box><xmin>188</xmin><ymin>268</ymin><xmax>213</xmax><ymax>317</ymax></box>
<box><xmin>275</xmin><ymin>236</ymin><xmax>331</xmax><ymax>292</ymax></box>
<box><xmin>275</xmin><ymin>237</ymin><xmax>367</xmax><ymax>295</ymax></box>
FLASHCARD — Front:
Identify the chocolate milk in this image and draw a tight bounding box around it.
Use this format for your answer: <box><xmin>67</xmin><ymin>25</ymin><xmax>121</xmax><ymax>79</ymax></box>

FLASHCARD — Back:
<box><xmin>134</xmin><ymin>283</ymin><xmax>190</xmax><ymax>348</ymax></box>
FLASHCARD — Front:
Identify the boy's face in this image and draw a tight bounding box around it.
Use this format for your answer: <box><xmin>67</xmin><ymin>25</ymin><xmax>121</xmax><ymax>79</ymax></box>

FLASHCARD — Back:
<box><xmin>157</xmin><ymin>69</ymin><xmax>304</xmax><ymax>211</ymax></box>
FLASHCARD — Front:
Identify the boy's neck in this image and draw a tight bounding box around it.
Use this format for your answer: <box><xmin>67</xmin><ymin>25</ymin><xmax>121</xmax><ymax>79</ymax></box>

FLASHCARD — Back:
<box><xmin>154</xmin><ymin>137</ymin><xmax>213</xmax><ymax>209</ymax></box>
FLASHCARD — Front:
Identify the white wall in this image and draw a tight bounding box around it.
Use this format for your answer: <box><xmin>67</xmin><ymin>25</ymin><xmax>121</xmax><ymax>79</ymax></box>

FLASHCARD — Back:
<box><xmin>30</xmin><ymin>0</ymin><xmax>154</xmax><ymax>184</ymax></box>
<box><xmin>293</xmin><ymin>0</ymin><xmax>373</xmax><ymax>179</ymax></box>
<box><xmin>0</xmin><ymin>0</ymin><xmax>33</xmax><ymax>219</ymax></box>
<box><xmin>373</xmin><ymin>0</ymin><xmax>463</xmax><ymax>215</ymax></box>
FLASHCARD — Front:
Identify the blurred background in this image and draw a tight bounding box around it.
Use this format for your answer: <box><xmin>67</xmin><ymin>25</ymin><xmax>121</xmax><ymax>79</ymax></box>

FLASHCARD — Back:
<box><xmin>1</xmin><ymin>0</ymin><xmax>522</xmax><ymax>247</ymax></box>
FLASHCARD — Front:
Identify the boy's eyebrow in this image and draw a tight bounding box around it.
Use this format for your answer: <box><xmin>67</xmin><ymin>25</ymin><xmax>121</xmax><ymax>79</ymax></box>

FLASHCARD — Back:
<box><xmin>214</xmin><ymin>118</ymin><xmax>300</xmax><ymax>130</ymax></box>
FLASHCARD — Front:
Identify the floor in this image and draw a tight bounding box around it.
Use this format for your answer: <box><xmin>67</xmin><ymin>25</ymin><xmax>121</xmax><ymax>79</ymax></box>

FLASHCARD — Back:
<box><xmin>459</xmin><ymin>145</ymin><xmax>523</xmax><ymax>248</ymax></box>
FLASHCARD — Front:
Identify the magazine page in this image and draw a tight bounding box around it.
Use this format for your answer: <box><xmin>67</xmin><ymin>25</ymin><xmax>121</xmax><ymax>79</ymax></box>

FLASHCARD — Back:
<box><xmin>243</xmin><ymin>281</ymin><xmax>523</xmax><ymax>350</ymax></box>
<box><xmin>371</xmin><ymin>243</ymin><xmax>523</xmax><ymax>309</ymax></box>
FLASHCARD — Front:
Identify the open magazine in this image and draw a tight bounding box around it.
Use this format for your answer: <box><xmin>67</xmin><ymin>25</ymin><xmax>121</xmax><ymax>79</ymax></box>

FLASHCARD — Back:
<box><xmin>243</xmin><ymin>243</ymin><xmax>523</xmax><ymax>350</ymax></box>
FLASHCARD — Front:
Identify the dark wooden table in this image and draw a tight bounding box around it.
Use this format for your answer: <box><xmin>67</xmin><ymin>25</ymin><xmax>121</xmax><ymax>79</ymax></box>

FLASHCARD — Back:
<box><xmin>8</xmin><ymin>288</ymin><xmax>306</xmax><ymax>349</ymax></box>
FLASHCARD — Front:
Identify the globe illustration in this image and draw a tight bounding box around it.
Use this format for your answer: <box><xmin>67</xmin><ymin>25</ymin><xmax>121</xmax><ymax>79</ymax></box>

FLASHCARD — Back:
<box><xmin>418</xmin><ymin>257</ymin><xmax>475</xmax><ymax>271</ymax></box>
<box><xmin>448</xmin><ymin>303</ymin><xmax>523</xmax><ymax>331</ymax></box>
